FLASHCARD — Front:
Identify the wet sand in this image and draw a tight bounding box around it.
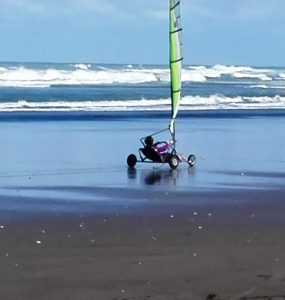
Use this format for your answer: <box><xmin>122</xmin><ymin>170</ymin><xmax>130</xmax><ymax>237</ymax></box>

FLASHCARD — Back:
<box><xmin>0</xmin><ymin>186</ymin><xmax>285</xmax><ymax>300</ymax></box>
<box><xmin>0</xmin><ymin>115</ymin><xmax>285</xmax><ymax>299</ymax></box>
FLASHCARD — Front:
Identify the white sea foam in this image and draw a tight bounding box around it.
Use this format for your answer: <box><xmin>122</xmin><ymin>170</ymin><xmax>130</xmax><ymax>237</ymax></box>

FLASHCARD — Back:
<box><xmin>0</xmin><ymin>64</ymin><xmax>277</xmax><ymax>87</ymax></box>
<box><xmin>183</xmin><ymin>70</ymin><xmax>207</xmax><ymax>82</ymax></box>
<box><xmin>249</xmin><ymin>84</ymin><xmax>285</xmax><ymax>89</ymax></box>
<box><xmin>0</xmin><ymin>67</ymin><xmax>158</xmax><ymax>87</ymax></box>
<box><xmin>249</xmin><ymin>85</ymin><xmax>268</xmax><ymax>89</ymax></box>
<box><xmin>189</xmin><ymin>65</ymin><xmax>222</xmax><ymax>78</ymax></box>
<box><xmin>212</xmin><ymin>64</ymin><xmax>256</xmax><ymax>73</ymax></box>
<box><xmin>0</xmin><ymin>66</ymin><xmax>7</xmax><ymax>72</ymax></box>
<box><xmin>232</xmin><ymin>72</ymin><xmax>271</xmax><ymax>81</ymax></box>
<box><xmin>73</xmin><ymin>64</ymin><xmax>91</xmax><ymax>70</ymax></box>
<box><xmin>0</xmin><ymin>99</ymin><xmax>169</xmax><ymax>112</ymax></box>
<box><xmin>1</xmin><ymin>95</ymin><xmax>285</xmax><ymax>112</ymax></box>
<box><xmin>180</xmin><ymin>95</ymin><xmax>285</xmax><ymax>109</ymax></box>
<box><xmin>190</xmin><ymin>64</ymin><xmax>272</xmax><ymax>81</ymax></box>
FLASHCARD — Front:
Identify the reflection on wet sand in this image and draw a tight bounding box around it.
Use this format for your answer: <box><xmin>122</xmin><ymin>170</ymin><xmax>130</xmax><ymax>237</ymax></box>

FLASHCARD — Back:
<box><xmin>142</xmin><ymin>169</ymin><xmax>178</xmax><ymax>186</ymax></box>
<box><xmin>128</xmin><ymin>167</ymin><xmax>196</xmax><ymax>187</ymax></box>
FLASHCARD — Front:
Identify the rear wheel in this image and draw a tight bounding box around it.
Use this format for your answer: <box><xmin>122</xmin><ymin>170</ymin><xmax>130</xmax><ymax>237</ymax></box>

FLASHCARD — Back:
<box><xmin>187</xmin><ymin>154</ymin><xmax>196</xmax><ymax>167</ymax></box>
<box><xmin>127</xmin><ymin>154</ymin><xmax>137</xmax><ymax>168</ymax></box>
<box><xmin>169</xmin><ymin>154</ymin><xmax>180</xmax><ymax>169</ymax></box>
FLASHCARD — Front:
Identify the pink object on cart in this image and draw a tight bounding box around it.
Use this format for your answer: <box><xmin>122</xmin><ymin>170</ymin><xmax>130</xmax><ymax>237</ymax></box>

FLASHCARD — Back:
<box><xmin>153</xmin><ymin>141</ymin><xmax>171</xmax><ymax>153</ymax></box>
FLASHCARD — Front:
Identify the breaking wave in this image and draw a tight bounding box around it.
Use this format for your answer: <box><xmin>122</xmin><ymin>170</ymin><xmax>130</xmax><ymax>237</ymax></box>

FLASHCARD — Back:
<box><xmin>0</xmin><ymin>63</ymin><xmax>282</xmax><ymax>88</ymax></box>
<box><xmin>1</xmin><ymin>95</ymin><xmax>285</xmax><ymax>112</ymax></box>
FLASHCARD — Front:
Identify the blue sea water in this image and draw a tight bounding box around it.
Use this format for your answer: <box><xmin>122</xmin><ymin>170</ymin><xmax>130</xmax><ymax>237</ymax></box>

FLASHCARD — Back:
<box><xmin>0</xmin><ymin>62</ymin><xmax>285</xmax><ymax>114</ymax></box>
<box><xmin>0</xmin><ymin>61</ymin><xmax>285</xmax><ymax>208</ymax></box>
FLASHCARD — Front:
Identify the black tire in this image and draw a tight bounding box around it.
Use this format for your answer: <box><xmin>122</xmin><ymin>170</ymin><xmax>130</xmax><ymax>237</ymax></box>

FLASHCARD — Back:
<box><xmin>187</xmin><ymin>154</ymin><xmax>196</xmax><ymax>167</ymax></box>
<box><xmin>169</xmin><ymin>154</ymin><xmax>180</xmax><ymax>169</ymax></box>
<box><xmin>127</xmin><ymin>154</ymin><xmax>137</xmax><ymax>168</ymax></box>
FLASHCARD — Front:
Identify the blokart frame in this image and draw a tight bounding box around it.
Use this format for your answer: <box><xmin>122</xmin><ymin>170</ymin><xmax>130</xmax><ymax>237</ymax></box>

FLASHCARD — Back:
<box><xmin>127</xmin><ymin>128</ymin><xmax>196</xmax><ymax>169</ymax></box>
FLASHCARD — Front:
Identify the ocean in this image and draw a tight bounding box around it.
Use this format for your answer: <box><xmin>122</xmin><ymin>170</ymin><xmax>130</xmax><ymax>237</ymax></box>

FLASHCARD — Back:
<box><xmin>1</xmin><ymin>62</ymin><xmax>285</xmax><ymax>115</ymax></box>
<box><xmin>0</xmin><ymin>61</ymin><xmax>285</xmax><ymax>199</ymax></box>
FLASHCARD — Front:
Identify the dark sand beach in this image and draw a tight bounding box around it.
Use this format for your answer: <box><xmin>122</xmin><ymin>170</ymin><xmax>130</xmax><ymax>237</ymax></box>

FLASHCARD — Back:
<box><xmin>0</xmin><ymin>113</ymin><xmax>285</xmax><ymax>299</ymax></box>
<box><xmin>1</xmin><ymin>187</ymin><xmax>285</xmax><ymax>300</ymax></box>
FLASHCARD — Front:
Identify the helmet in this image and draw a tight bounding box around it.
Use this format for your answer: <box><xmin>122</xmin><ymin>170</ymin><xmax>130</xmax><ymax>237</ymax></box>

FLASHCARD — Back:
<box><xmin>144</xmin><ymin>136</ymin><xmax>153</xmax><ymax>147</ymax></box>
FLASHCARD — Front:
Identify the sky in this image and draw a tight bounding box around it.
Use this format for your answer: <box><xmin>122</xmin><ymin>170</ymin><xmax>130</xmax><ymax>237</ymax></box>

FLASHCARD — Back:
<box><xmin>0</xmin><ymin>0</ymin><xmax>285</xmax><ymax>66</ymax></box>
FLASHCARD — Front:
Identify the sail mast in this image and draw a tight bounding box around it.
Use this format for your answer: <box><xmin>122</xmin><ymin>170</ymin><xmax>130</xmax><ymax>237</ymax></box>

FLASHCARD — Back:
<box><xmin>169</xmin><ymin>0</ymin><xmax>183</xmax><ymax>140</ymax></box>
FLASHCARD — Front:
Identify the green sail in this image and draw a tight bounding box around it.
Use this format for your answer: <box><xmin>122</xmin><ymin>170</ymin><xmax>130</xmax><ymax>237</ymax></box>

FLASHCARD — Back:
<box><xmin>169</xmin><ymin>0</ymin><xmax>182</xmax><ymax>137</ymax></box>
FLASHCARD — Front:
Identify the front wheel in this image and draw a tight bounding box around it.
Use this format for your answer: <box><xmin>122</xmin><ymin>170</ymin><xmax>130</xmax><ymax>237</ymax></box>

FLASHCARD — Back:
<box><xmin>127</xmin><ymin>154</ymin><xmax>137</xmax><ymax>168</ymax></box>
<box><xmin>169</xmin><ymin>154</ymin><xmax>180</xmax><ymax>169</ymax></box>
<box><xmin>187</xmin><ymin>154</ymin><xmax>196</xmax><ymax>167</ymax></box>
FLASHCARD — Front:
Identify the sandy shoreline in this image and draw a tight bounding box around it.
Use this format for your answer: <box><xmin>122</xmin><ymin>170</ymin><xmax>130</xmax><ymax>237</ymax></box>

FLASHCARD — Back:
<box><xmin>0</xmin><ymin>187</ymin><xmax>285</xmax><ymax>300</ymax></box>
<box><xmin>0</xmin><ymin>115</ymin><xmax>285</xmax><ymax>299</ymax></box>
